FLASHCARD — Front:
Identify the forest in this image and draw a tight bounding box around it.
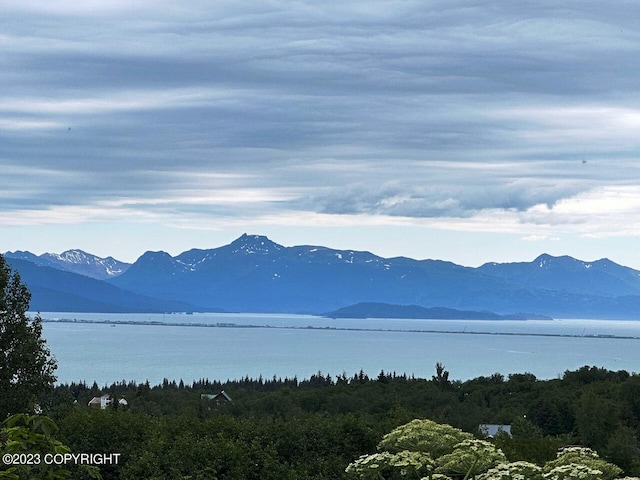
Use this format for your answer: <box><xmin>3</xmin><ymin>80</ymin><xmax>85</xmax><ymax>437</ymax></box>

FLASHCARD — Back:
<box><xmin>4</xmin><ymin>364</ymin><xmax>640</xmax><ymax>479</ymax></box>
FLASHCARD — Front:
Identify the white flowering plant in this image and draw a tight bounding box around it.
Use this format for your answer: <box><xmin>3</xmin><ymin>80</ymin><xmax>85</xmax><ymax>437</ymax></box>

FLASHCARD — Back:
<box><xmin>347</xmin><ymin>419</ymin><xmax>633</xmax><ymax>480</ymax></box>
<box><xmin>345</xmin><ymin>450</ymin><xmax>435</xmax><ymax>479</ymax></box>
<box><xmin>435</xmin><ymin>439</ymin><xmax>507</xmax><ymax>480</ymax></box>
<box><xmin>478</xmin><ymin>461</ymin><xmax>543</xmax><ymax>480</ymax></box>
<box><xmin>378</xmin><ymin>419</ymin><xmax>473</xmax><ymax>458</ymax></box>
<box><xmin>543</xmin><ymin>446</ymin><xmax>622</xmax><ymax>480</ymax></box>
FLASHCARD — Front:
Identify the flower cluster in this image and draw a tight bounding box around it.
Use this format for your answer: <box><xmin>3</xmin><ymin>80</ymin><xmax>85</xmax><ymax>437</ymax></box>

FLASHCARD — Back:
<box><xmin>346</xmin><ymin>452</ymin><xmax>396</xmax><ymax>479</ymax></box>
<box><xmin>389</xmin><ymin>450</ymin><xmax>435</xmax><ymax>477</ymax></box>
<box><xmin>557</xmin><ymin>448</ymin><xmax>600</xmax><ymax>459</ymax></box>
<box><xmin>543</xmin><ymin>464</ymin><xmax>604</xmax><ymax>480</ymax></box>
<box><xmin>479</xmin><ymin>461</ymin><xmax>543</xmax><ymax>480</ymax></box>
<box><xmin>378</xmin><ymin>419</ymin><xmax>473</xmax><ymax>457</ymax></box>
<box><xmin>544</xmin><ymin>446</ymin><xmax>622</xmax><ymax>480</ymax></box>
<box><xmin>347</xmin><ymin>418</ymin><xmax>633</xmax><ymax>480</ymax></box>
<box><xmin>345</xmin><ymin>450</ymin><xmax>435</xmax><ymax>479</ymax></box>
<box><xmin>436</xmin><ymin>439</ymin><xmax>507</xmax><ymax>479</ymax></box>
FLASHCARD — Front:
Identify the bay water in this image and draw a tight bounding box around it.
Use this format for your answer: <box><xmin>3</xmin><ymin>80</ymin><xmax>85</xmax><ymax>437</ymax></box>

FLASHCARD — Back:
<box><xmin>38</xmin><ymin>312</ymin><xmax>640</xmax><ymax>386</ymax></box>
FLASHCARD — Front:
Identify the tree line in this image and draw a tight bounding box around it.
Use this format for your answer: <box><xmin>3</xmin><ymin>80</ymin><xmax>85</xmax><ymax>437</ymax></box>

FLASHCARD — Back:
<box><xmin>20</xmin><ymin>363</ymin><xmax>636</xmax><ymax>478</ymax></box>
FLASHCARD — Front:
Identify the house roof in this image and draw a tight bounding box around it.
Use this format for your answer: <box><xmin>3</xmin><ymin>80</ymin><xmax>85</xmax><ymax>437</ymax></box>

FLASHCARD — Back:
<box><xmin>479</xmin><ymin>424</ymin><xmax>512</xmax><ymax>437</ymax></box>
<box><xmin>217</xmin><ymin>390</ymin><xmax>233</xmax><ymax>402</ymax></box>
<box><xmin>200</xmin><ymin>391</ymin><xmax>233</xmax><ymax>403</ymax></box>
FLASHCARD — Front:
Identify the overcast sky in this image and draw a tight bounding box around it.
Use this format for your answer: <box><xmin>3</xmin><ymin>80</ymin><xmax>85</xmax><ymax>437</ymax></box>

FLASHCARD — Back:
<box><xmin>2</xmin><ymin>1</ymin><xmax>640</xmax><ymax>267</ymax></box>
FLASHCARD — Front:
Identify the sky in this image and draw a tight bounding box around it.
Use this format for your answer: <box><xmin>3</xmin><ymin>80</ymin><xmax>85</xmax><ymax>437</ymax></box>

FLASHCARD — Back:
<box><xmin>2</xmin><ymin>1</ymin><xmax>640</xmax><ymax>267</ymax></box>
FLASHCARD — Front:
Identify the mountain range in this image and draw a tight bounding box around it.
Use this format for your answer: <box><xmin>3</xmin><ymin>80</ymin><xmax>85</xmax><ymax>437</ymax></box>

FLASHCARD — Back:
<box><xmin>6</xmin><ymin>233</ymin><xmax>640</xmax><ymax>319</ymax></box>
<box><xmin>6</xmin><ymin>249</ymin><xmax>131</xmax><ymax>280</ymax></box>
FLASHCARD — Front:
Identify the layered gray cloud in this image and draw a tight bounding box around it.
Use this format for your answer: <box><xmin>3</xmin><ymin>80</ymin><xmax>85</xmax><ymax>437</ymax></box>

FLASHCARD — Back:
<box><xmin>2</xmin><ymin>0</ymin><xmax>640</xmax><ymax>232</ymax></box>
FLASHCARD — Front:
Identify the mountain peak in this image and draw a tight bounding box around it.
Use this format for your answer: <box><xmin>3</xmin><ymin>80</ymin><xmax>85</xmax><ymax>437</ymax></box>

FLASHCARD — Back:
<box><xmin>51</xmin><ymin>249</ymin><xmax>92</xmax><ymax>262</ymax></box>
<box><xmin>138</xmin><ymin>250</ymin><xmax>174</xmax><ymax>261</ymax></box>
<box><xmin>230</xmin><ymin>234</ymin><xmax>283</xmax><ymax>255</ymax></box>
<box><xmin>40</xmin><ymin>249</ymin><xmax>131</xmax><ymax>279</ymax></box>
<box><xmin>131</xmin><ymin>251</ymin><xmax>189</xmax><ymax>276</ymax></box>
<box><xmin>533</xmin><ymin>253</ymin><xmax>555</xmax><ymax>268</ymax></box>
<box><xmin>532</xmin><ymin>253</ymin><xmax>581</xmax><ymax>269</ymax></box>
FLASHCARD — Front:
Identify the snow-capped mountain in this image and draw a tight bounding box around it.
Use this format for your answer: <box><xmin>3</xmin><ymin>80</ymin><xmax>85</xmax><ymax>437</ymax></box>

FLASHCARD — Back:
<box><xmin>5</xmin><ymin>249</ymin><xmax>130</xmax><ymax>280</ymax></box>
<box><xmin>8</xmin><ymin>233</ymin><xmax>640</xmax><ymax>317</ymax></box>
<box><xmin>106</xmin><ymin>233</ymin><xmax>640</xmax><ymax>318</ymax></box>
<box><xmin>477</xmin><ymin>253</ymin><xmax>640</xmax><ymax>296</ymax></box>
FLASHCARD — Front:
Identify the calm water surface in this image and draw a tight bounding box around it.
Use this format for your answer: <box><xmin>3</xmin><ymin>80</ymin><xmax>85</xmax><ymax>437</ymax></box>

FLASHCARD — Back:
<box><xmin>38</xmin><ymin>312</ymin><xmax>640</xmax><ymax>385</ymax></box>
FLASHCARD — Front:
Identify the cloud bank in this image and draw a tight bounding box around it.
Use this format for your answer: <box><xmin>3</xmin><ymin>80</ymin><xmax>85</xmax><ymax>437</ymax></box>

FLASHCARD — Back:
<box><xmin>3</xmin><ymin>0</ymin><xmax>640</xmax><ymax>243</ymax></box>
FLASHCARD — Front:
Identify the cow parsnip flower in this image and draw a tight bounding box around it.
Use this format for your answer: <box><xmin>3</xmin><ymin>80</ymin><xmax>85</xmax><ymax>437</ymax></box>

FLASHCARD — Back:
<box><xmin>378</xmin><ymin>419</ymin><xmax>474</xmax><ymax>457</ymax></box>
<box><xmin>479</xmin><ymin>461</ymin><xmax>543</xmax><ymax>480</ymax></box>
<box><xmin>436</xmin><ymin>439</ymin><xmax>507</xmax><ymax>479</ymax></box>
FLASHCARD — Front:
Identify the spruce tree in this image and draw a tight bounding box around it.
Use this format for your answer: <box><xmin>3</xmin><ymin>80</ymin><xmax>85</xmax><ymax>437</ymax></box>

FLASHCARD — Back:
<box><xmin>0</xmin><ymin>254</ymin><xmax>57</xmax><ymax>417</ymax></box>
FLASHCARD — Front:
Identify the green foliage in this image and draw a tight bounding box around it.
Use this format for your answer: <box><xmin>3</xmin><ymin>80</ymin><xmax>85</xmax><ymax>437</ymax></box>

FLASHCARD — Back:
<box><xmin>0</xmin><ymin>255</ymin><xmax>57</xmax><ymax>417</ymax></box>
<box><xmin>433</xmin><ymin>363</ymin><xmax>451</xmax><ymax>390</ymax></box>
<box><xmin>575</xmin><ymin>392</ymin><xmax>618</xmax><ymax>451</ymax></box>
<box><xmin>56</xmin><ymin>408</ymin><xmax>149</xmax><ymax>479</ymax></box>
<box><xmin>510</xmin><ymin>417</ymin><xmax>542</xmax><ymax>439</ymax></box>
<box><xmin>604</xmin><ymin>426</ymin><xmax>640</xmax><ymax>476</ymax></box>
<box><xmin>32</xmin><ymin>365</ymin><xmax>640</xmax><ymax>479</ymax></box>
<box><xmin>0</xmin><ymin>414</ymin><xmax>101</xmax><ymax>480</ymax></box>
<box><xmin>492</xmin><ymin>417</ymin><xmax>567</xmax><ymax>466</ymax></box>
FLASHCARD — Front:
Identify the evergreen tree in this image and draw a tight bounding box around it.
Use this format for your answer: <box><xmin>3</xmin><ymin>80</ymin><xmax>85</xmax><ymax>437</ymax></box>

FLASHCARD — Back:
<box><xmin>0</xmin><ymin>255</ymin><xmax>57</xmax><ymax>417</ymax></box>
<box><xmin>433</xmin><ymin>361</ymin><xmax>451</xmax><ymax>390</ymax></box>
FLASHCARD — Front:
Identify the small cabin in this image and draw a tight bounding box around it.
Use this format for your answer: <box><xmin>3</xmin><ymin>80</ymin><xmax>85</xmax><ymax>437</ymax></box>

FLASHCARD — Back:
<box><xmin>88</xmin><ymin>394</ymin><xmax>128</xmax><ymax>409</ymax></box>
<box><xmin>88</xmin><ymin>394</ymin><xmax>112</xmax><ymax>409</ymax></box>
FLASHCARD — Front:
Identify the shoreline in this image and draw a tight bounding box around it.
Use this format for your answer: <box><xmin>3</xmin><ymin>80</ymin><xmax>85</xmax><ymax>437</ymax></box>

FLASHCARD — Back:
<box><xmin>41</xmin><ymin>317</ymin><xmax>640</xmax><ymax>341</ymax></box>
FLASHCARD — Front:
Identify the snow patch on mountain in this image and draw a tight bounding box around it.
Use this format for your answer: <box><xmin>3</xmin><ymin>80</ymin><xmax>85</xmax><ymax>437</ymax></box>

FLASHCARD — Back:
<box><xmin>5</xmin><ymin>249</ymin><xmax>132</xmax><ymax>280</ymax></box>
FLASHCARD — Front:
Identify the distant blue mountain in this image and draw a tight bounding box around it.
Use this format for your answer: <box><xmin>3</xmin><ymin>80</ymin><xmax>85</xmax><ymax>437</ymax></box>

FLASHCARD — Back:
<box><xmin>478</xmin><ymin>254</ymin><xmax>640</xmax><ymax>297</ymax></box>
<box><xmin>5</xmin><ymin>258</ymin><xmax>210</xmax><ymax>313</ymax></box>
<box><xmin>5</xmin><ymin>249</ymin><xmax>130</xmax><ymax>279</ymax></box>
<box><xmin>8</xmin><ymin>233</ymin><xmax>640</xmax><ymax>318</ymax></box>
<box><xmin>106</xmin><ymin>233</ymin><xmax>640</xmax><ymax>318</ymax></box>
<box><xmin>325</xmin><ymin>302</ymin><xmax>551</xmax><ymax>320</ymax></box>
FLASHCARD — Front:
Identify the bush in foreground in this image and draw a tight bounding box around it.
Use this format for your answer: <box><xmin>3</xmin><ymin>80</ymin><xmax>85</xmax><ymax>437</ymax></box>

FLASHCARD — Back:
<box><xmin>346</xmin><ymin>419</ymin><xmax>635</xmax><ymax>480</ymax></box>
